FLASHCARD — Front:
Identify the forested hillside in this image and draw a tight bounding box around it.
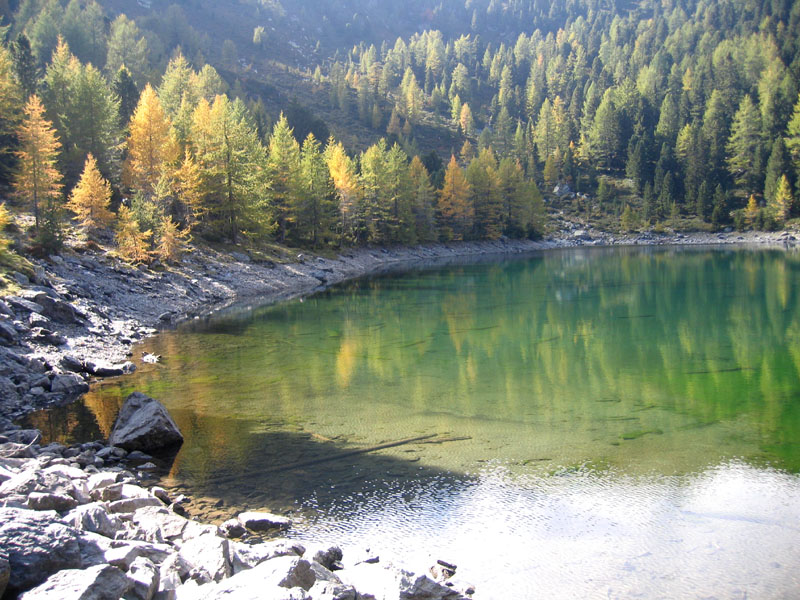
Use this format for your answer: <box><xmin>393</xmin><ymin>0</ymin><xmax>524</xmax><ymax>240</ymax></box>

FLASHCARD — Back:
<box><xmin>1</xmin><ymin>0</ymin><xmax>799</xmax><ymax>263</ymax></box>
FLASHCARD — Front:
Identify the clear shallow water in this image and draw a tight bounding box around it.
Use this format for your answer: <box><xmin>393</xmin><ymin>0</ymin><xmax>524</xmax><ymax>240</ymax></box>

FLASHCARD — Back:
<box><xmin>31</xmin><ymin>246</ymin><xmax>800</xmax><ymax>598</ymax></box>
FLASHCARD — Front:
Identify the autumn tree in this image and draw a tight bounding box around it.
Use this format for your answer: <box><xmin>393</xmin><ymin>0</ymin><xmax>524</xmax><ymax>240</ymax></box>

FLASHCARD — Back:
<box><xmin>156</xmin><ymin>215</ymin><xmax>191</xmax><ymax>262</ymax></box>
<box><xmin>409</xmin><ymin>156</ymin><xmax>437</xmax><ymax>242</ymax></box>
<box><xmin>115</xmin><ymin>204</ymin><xmax>151</xmax><ymax>263</ymax></box>
<box><xmin>124</xmin><ymin>84</ymin><xmax>177</xmax><ymax>200</ymax></box>
<box><xmin>66</xmin><ymin>153</ymin><xmax>113</xmax><ymax>233</ymax></box>
<box><xmin>14</xmin><ymin>95</ymin><xmax>62</xmax><ymax>232</ymax></box>
<box><xmin>325</xmin><ymin>139</ymin><xmax>362</xmax><ymax>243</ymax></box>
<box><xmin>768</xmin><ymin>175</ymin><xmax>793</xmax><ymax>224</ymax></box>
<box><xmin>438</xmin><ymin>155</ymin><xmax>472</xmax><ymax>240</ymax></box>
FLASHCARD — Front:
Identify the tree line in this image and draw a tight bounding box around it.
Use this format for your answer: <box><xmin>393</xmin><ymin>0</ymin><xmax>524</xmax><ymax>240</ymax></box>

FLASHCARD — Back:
<box><xmin>316</xmin><ymin>0</ymin><xmax>800</xmax><ymax>229</ymax></box>
<box><xmin>0</xmin><ymin>32</ymin><xmax>545</xmax><ymax>261</ymax></box>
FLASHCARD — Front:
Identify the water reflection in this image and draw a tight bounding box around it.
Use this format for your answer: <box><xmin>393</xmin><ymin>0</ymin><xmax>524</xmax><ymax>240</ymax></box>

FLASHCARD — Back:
<box><xmin>25</xmin><ymin>246</ymin><xmax>800</xmax><ymax>598</ymax></box>
<box><xmin>296</xmin><ymin>461</ymin><xmax>800</xmax><ymax>598</ymax></box>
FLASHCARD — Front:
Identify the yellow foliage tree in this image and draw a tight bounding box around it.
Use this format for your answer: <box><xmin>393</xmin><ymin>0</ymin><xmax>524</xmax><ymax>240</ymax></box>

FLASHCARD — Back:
<box><xmin>0</xmin><ymin>203</ymin><xmax>11</xmax><ymax>255</ymax></box>
<box><xmin>769</xmin><ymin>175</ymin><xmax>793</xmax><ymax>223</ymax></box>
<box><xmin>66</xmin><ymin>154</ymin><xmax>114</xmax><ymax>233</ymax></box>
<box><xmin>124</xmin><ymin>84</ymin><xmax>177</xmax><ymax>198</ymax></box>
<box><xmin>156</xmin><ymin>215</ymin><xmax>190</xmax><ymax>262</ymax></box>
<box><xmin>744</xmin><ymin>194</ymin><xmax>760</xmax><ymax>227</ymax></box>
<box><xmin>438</xmin><ymin>155</ymin><xmax>473</xmax><ymax>240</ymax></box>
<box><xmin>173</xmin><ymin>150</ymin><xmax>205</xmax><ymax>227</ymax></box>
<box><xmin>0</xmin><ymin>45</ymin><xmax>22</xmax><ymax>139</ymax></box>
<box><xmin>115</xmin><ymin>205</ymin><xmax>151</xmax><ymax>264</ymax></box>
<box><xmin>14</xmin><ymin>95</ymin><xmax>62</xmax><ymax>232</ymax></box>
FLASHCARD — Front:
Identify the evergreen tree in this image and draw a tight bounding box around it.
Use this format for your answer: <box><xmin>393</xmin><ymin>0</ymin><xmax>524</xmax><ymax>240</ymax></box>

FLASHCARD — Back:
<box><xmin>113</xmin><ymin>66</ymin><xmax>139</xmax><ymax>127</ymax></box>
<box><xmin>14</xmin><ymin>95</ymin><xmax>62</xmax><ymax>232</ymax></box>
<box><xmin>106</xmin><ymin>15</ymin><xmax>148</xmax><ymax>86</ymax></box>
<box><xmin>298</xmin><ymin>133</ymin><xmax>336</xmax><ymax>247</ymax></box>
<box><xmin>711</xmin><ymin>184</ymin><xmax>728</xmax><ymax>228</ymax></box>
<box><xmin>467</xmin><ymin>148</ymin><xmax>503</xmax><ymax>240</ymax></box>
<box><xmin>0</xmin><ymin>45</ymin><xmax>23</xmax><ymax>183</ymax></box>
<box><xmin>360</xmin><ymin>140</ymin><xmax>391</xmax><ymax>244</ymax></box>
<box><xmin>588</xmin><ymin>89</ymin><xmax>621</xmax><ymax>170</ymax></box>
<box><xmin>764</xmin><ymin>139</ymin><xmax>790</xmax><ymax>204</ymax></box>
<box><xmin>66</xmin><ymin>153</ymin><xmax>113</xmax><ymax>233</ymax></box>
<box><xmin>726</xmin><ymin>95</ymin><xmax>764</xmax><ymax>194</ymax></box>
<box><xmin>438</xmin><ymin>155</ymin><xmax>472</xmax><ymax>241</ymax></box>
<box><xmin>266</xmin><ymin>114</ymin><xmax>302</xmax><ymax>243</ymax></box>
<box><xmin>409</xmin><ymin>155</ymin><xmax>437</xmax><ymax>242</ymax></box>
<box><xmin>695</xmin><ymin>180</ymin><xmax>712</xmax><ymax>220</ymax></box>
<box><xmin>786</xmin><ymin>93</ymin><xmax>800</xmax><ymax>186</ymax></box>
<box><xmin>10</xmin><ymin>34</ymin><xmax>38</xmax><ymax>100</ymax></box>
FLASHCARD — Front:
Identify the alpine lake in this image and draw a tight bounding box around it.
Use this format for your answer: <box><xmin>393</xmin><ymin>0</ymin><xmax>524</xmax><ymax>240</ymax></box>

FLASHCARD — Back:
<box><xmin>29</xmin><ymin>245</ymin><xmax>800</xmax><ymax>598</ymax></box>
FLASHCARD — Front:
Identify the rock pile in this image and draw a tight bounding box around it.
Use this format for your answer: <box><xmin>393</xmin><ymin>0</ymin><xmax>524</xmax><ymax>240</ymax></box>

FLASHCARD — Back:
<box><xmin>0</xmin><ymin>430</ymin><xmax>475</xmax><ymax>600</ymax></box>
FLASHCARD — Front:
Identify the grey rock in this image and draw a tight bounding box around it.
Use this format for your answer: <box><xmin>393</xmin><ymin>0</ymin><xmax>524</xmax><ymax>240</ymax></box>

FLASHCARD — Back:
<box><xmin>51</xmin><ymin>373</ymin><xmax>90</xmax><ymax>395</ymax></box>
<box><xmin>127</xmin><ymin>556</ymin><xmax>160</xmax><ymax>600</ymax></box>
<box><xmin>130</xmin><ymin>507</ymin><xmax>191</xmax><ymax>542</ymax></box>
<box><xmin>312</xmin><ymin>545</ymin><xmax>343</xmax><ymax>571</ymax></box>
<box><xmin>309</xmin><ymin>581</ymin><xmax>357</xmax><ymax>600</ymax></box>
<box><xmin>202</xmin><ymin>557</ymin><xmax>315</xmax><ymax>599</ymax></box>
<box><xmin>109</xmin><ymin>393</ymin><xmax>183</xmax><ymax>452</ymax></box>
<box><xmin>230</xmin><ymin>251</ymin><xmax>251</xmax><ymax>263</ymax></box>
<box><xmin>108</xmin><ymin>496</ymin><xmax>163</xmax><ymax>514</ymax></box>
<box><xmin>218</xmin><ymin>518</ymin><xmax>246</xmax><ymax>539</ymax></box>
<box><xmin>6</xmin><ymin>296</ymin><xmax>44</xmax><ymax>314</ymax></box>
<box><xmin>0</xmin><ymin>549</ymin><xmax>8</xmax><ymax>598</ymax></box>
<box><xmin>86</xmin><ymin>472</ymin><xmax>119</xmax><ymax>493</ymax></box>
<box><xmin>60</xmin><ymin>355</ymin><xmax>86</xmax><ymax>373</ymax></box>
<box><xmin>237</xmin><ymin>510</ymin><xmax>292</xmax><ymax>532</ymax></box>
<box><xmin>26</xmin><ymin>491</ymin><xmax>79</xmax><ymax>512</ymax></box>
<box><xmin>230</xmin><ymin>540</ymin><xmax>305</xmax><ymax>574</ymax></box>
<box><xmin>18</xmin><ymin>564</ymin><xmax>130</xmax><ymax>600</ymax></box>
<box><xmin>85</xmin><ymin>361</ymin><xmax>136</xmax><ymax>377</ymax></box>
<box><xmin>0</xmin><ymin>321</ymin><xmax>19</xmax><ymax>344</ymax></box>
<box><xmin>178</xmin><ymin>533</ymin><xmax>231</xmax><ymax>583</ymax></box>
<box><xmin>30</xmin><ymin>327</ymin><xmax>67</xmax><ymax>346</ymax></box>
<box><xmin>0</xmin><ymin>508</ymin><xmax>82</xmax><ymax>595</ymax></box>
<box><xmin>32</xmin><ymin>292</ymin><xmax>79</xmax><ymax>324</ymax></box>
<box><xmin>67</xmin><ymin>502</ymin><xmax>125</xmax><ymax>538</ymax></box>
<box><xmin>0</xmin><ymin>465</ymin><xmax>85</xmax><ymax>502</ymax></box>
<box><xmin>104</xmin><ymin>540</ymin><xmax>173</xmax><ymax>570</ymax></box>
<box><xmin>28</xmin><ymin>312</ymin><xmax>51</xmax><ymax>328</ymax></box>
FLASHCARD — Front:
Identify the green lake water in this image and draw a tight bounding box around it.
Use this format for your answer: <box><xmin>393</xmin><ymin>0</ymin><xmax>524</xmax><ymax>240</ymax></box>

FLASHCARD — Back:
<box><xmin>33</xmin><ymin>246</ymin><xmax>800</xmax><ymax>598</ymax></box>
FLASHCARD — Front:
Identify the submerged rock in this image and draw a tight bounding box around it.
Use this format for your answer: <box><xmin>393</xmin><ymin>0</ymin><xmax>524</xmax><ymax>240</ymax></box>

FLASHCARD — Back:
<box><xmin>237</xmin><ymin>511</ymin><xmax>292</xmax><ymax>532</ymax></box>
<box><xmin>108</xmin><ymin>392</ymin><xmax>183</xmax><ymax>452</ymax></box>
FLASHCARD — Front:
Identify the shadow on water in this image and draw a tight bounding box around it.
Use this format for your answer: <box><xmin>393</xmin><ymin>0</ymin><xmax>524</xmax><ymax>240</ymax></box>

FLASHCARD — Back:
<box><xmin>26</xmin><ymin>403</ymin><xmax>474</xmax><ymax>521</ymax></box>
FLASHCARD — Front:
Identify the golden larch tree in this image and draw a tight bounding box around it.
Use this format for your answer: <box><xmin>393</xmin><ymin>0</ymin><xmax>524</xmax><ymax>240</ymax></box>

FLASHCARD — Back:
<box><xmin>67</xmin><ymin>153</ymin><xmax>114</xmax><ymax>233</ymax></box>
<box><xmin>438</xmin><ymin>155</ymin><xmax>473</xmax><ymax>240</ymax></box>
<box><xmin>14</xmin><ymin>95</ymin><xmax>62</xmax><ymax>232</ymax></box>
<box><xmin>156</xmin><ymin>215</ymin><xmax>191</xmax><ymax>262</ymax></box>
<box><xmin>124</xmin><ymin>84</ymin><xmax>177</xmax><ymax>198</ymax></box>
<box><xmin>115</xmin><ymin>204</ymin><xmax>151</xmax><ymax>264</ymax></box>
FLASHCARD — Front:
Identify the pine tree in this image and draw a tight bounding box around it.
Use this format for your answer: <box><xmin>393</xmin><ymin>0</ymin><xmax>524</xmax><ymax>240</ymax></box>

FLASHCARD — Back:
<box><xmin>438</xmin><ymin>155</ymin><xmax>472</xmax><ymax>241</ymax></box>
<box><xmin>360</xmin><ymin>140</ymin><xmax>391</xmax><ymax>244</ymax></box>
<box><xmin>786</xmin><ymin>93</ymin><xmax>800</xmax><ymax>184</ymax></box>
<box><xmin>297</xmin><ymin>133</ymin><xmax>336</xmax><ymax>247</ymax></box>
<box><xmin>711</xmin><ymin>184</ymin><xmax>728</xmax><ymax>228</ymax></box>
<box><xmin>115</xmin><ymin>204</ymin><xmax>151</xmax><ymax>264</ymax></box>
<box><xmin>124</xmin><ymin>84</ymin><xmax>176</xmax><ymax>199</ymax></box>
<box><xmin>588</xmin><ymin>89</ymin><xmax>621</xmax><ymax>170</ymax></box>
<box><xmin>0</xmin><ymin>45</ymin><xmax>23</xmax><ymax>183</ymax></box>
<box><xmin>266</xmin><ymin>114</ymin><xmax>302</xmax><ymax>243</ymax></box>
<box><xmin>0</xmin><ymin>203</ymin><xmax>11</xmax><ymax>256</ymax></box>
<box><xmin>764</xmin><ymin>139</ymin><xmax>790</xmax><ymax>204</ymax></box>
<box><xmin>113</xmin><ymin>67</ymin><xmax>139</xmax><ymax>127</ymax></box>
<box><xmin>156</xmin><ymin>215</ymin><xmax>190</xmax><ymax>262</ymax></box>
<box><xmin>409</xmin><ymin>156</ymin><xmax>437</xmax><ymax>242</ymax></box>
<box><xmin>459</xmin><ymin>103</ymin><xmax>474</xmax><ymax>135</ymax></box>
<box><xmin>66</xmin><ymin>153</ymin><xmax>113</xmax><ymax>233</ymax></box>
<box><xmin>106</xmin><ymin>15</ymin><xmax>148</xmax><ymax>87</ymax></box>
<box><xmin>14</xmin><ymin>95</ymin><xmax>62</xmax><ymax>232</ymax></box>
<box><xmin>726</xmin><ymin>95</ymin><xmax>764</xmax><ymax>194</ymax></box>
<box><xmin>10</xmin><ymin>34</ymin><xmax>38</xmax><ymax>100</ymax></box>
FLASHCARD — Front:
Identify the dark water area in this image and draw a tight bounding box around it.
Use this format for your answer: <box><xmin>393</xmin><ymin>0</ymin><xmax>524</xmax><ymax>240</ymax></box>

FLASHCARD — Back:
<box><xmin>30</xmin><ymin>246</ymin><xmax>800</xmax><ymax>597</ymax></box>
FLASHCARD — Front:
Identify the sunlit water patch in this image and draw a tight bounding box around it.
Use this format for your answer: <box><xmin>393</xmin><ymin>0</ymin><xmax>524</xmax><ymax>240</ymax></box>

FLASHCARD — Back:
<box><xmin>28</xmin><ymin>246</ymin><xmax>800</xmax><ymax>598</ymax></box>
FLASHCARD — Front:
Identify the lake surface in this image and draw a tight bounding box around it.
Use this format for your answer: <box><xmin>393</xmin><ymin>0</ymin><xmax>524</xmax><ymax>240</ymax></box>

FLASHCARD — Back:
<box><xmin>33</xmin><ymin>246</ymin><xmax>800</xmax><ymax>598</ymax></box>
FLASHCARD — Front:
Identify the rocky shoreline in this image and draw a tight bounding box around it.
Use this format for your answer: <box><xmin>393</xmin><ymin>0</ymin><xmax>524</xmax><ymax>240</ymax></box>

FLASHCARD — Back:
<box><xmin>0</xmin><ymin>227</ymin><xmax>798</xmax><ymax>599</ymax></box>
<box><xmin>0</xmin><ymin>395</ymin><xmax>474</xmax><ymax>599</ymax></box>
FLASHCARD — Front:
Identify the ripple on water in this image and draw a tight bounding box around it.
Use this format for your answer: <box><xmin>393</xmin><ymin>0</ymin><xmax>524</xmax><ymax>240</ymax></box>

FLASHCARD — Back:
<box><xmin>291</xmin><ymin>461</ymin><xmax>800</xmax><ymax>599</ymax></box>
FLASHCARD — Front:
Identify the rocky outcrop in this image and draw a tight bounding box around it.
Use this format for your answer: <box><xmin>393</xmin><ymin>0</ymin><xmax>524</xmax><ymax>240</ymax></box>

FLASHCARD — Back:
<box><xmin>108</xmin><ymin>393</ymin><xmax>184</xmax><ymax>451</ymax></box>
<box><xmin>0</xmin><ymin>429</ymin><xmax>475</xmax><ymax>600</ymax></box>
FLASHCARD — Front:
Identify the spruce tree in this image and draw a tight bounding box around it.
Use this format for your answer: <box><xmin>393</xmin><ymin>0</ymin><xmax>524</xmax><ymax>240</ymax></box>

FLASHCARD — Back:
<box><xmin>266</xmin><ymin>114</ymin><xmax>302</xmax><ymax>243</ymax></box>
<box><xmin>726</xmin><ymin>95</ymin><xmax>764</xmax><ymax>194</ymax></box>
<box><xmin>438</xmin><ymin>155</ymin><xmax>472</xmax><ymax>241</ymax></box>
